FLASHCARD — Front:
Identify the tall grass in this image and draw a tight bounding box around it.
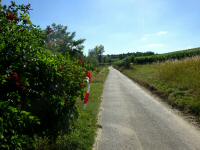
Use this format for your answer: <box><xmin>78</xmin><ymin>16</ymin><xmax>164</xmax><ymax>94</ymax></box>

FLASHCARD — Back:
<box><xmin>158</xmin><ymin>57</ymin><xmax>200</xmax><ymax>94</ymax></box>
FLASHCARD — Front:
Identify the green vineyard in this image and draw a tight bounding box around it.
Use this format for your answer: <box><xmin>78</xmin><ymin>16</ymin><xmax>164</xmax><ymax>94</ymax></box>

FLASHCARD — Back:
<box><xmin>132</xmin><ymin>48</ymin><xmax>200</xmax><ymax>64</ymax></box>
<box><xmin>114</xmin><ymin>48</ymin><xmax>200</xmax><ymax>68</ymax></box>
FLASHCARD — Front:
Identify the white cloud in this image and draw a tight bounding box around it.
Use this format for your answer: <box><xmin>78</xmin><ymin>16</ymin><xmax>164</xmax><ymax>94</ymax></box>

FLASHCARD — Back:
<box><xmin>141</xmin><ymin>31</ymin><xmax>169</xmax><ymax>41</ymax></box>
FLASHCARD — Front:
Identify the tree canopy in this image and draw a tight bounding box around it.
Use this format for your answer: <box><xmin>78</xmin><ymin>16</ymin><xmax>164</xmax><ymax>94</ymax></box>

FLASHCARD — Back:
<box><xmin>45</xmin><ymin>23</ymin><xmax>85</xmax><ymax>58</ymax></box>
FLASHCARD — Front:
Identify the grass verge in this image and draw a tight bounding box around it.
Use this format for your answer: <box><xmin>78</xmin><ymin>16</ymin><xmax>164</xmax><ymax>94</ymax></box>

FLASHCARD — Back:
<box><xmin>115</xmin><ymin>57</ymin><xmax>200</xmax><ymax>121</ymax></box>
<box><xmin>54</xmin><ymin>67</ymin><xmax>109</xmax><ymax>150</ymax></box>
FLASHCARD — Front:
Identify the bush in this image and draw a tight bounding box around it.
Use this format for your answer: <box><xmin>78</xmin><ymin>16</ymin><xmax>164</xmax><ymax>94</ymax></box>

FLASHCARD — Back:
<box><xmin>0</xmin><ymin>2</ymin><xmax>85</xmax><ymax>149</ymax></box>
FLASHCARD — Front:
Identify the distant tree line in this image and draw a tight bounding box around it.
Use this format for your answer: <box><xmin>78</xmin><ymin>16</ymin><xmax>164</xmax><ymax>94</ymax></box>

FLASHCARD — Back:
<box><xmin>114</xmin><ymin>47</ymin><xmax>200</xmax><ymax>68</ymax></box>
<box><xmin>104</xmin><ymin>51</ymin><xmax>155</xmax><ymax>64</ymax></box>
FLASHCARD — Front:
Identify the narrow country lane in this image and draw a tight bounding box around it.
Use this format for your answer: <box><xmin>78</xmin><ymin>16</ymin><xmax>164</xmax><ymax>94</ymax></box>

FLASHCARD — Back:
<box><xmin>95</xmin><ymin>67</ymin><xmax>200</xmax><ymax>150</ymax></box>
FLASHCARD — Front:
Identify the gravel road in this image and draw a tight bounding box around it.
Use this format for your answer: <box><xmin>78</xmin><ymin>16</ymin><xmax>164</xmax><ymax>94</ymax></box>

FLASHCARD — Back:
<box><xmin>94</xmin><ymin>67</ymin><xmax>200</xmax><ymax>150</ymax></box>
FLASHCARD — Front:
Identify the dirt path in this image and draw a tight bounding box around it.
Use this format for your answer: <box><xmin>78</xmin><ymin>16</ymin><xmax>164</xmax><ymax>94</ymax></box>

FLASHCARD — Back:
<box><xmin>94</xmin><ymin>67</ymin><xmax>200</xmax><ymax>150</ymax></box>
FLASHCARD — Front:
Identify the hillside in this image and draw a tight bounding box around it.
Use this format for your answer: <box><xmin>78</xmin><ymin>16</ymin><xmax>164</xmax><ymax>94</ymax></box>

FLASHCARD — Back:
<box><xmin>114</xmin><ymin>47</ymin><xmax>200</xmax><ymax>67</ymax></box>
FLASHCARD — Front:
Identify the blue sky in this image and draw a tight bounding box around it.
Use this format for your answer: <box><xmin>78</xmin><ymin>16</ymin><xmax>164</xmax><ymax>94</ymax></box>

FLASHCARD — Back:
<box><xmin>2</xmin><ymin>0</ymin><xmax>200</xmax><ymax>54</ymax></box>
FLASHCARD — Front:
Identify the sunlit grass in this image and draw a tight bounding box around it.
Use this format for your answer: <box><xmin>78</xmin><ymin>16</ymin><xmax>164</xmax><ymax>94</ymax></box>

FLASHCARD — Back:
<box><xmin>158</xmin><ymin>57</ymin><xmax>200</xmax><ymax>92</ymax></box>
<box><xmin>119</xmin><ymin>57</ymin><xmax>200</xmax><ymax>118</ymax></box>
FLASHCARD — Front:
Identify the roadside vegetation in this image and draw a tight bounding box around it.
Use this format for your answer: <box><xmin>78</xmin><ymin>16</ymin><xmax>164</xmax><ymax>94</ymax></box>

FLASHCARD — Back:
<box><xmin>54</xmin><ymin>68</ymin><xmax>109</xmax><ymax>150</ymax></box>
<box><xmin>0</xmin><ymin>1</ymin><xmax>108</xmax><ymax>149</ymax></box>
<box><xmin>115</xmin><ymin>57</ymin><xmax>200</xmax><ymax>120</ymax></box>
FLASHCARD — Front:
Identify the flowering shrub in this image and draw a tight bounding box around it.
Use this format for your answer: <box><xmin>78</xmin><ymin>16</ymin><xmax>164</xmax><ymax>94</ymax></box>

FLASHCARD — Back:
<box><xmin>0</xmin><ymin>2</ymin><xmax>85</xmax><ymax>149</ymax></box>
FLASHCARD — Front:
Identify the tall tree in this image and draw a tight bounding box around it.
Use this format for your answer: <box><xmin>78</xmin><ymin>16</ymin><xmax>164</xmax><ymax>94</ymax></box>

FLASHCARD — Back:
<box><xmin>45</xmin><ymin>23</ymin><xmax>85</xmax><ymax>58</ymax></box>
<box><xmin>87</xmin><ymin>44</ymin><xmax>105</xmax><ymax>66</ymax></box>
<box><xmin>94</xmin><ymin>45</ymin><xmax>105</xmax><ymax>64</ymax></box>
<box><xmin>87</xmin><ymin>48</ymin><xmax>98</xmax><ymax>66</ymax></box>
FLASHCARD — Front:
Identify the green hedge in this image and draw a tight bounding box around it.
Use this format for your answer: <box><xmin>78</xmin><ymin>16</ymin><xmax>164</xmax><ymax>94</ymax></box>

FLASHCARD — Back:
<box><xmin>0</xmin><ymin>2</ymin><xmax>85</xmax><ymax>149</ymax></box>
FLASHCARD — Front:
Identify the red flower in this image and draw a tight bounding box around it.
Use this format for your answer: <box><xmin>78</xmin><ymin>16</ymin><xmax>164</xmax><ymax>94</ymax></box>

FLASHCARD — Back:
<box><xmin>87</xmin><ymin>71</ymin><xmax>92</xmax><ymax>80</ymax></box>
<box><xmin>6</xmin><ymin>12</ymin><xmax>18</xmax><ymax>22</ymax></box>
